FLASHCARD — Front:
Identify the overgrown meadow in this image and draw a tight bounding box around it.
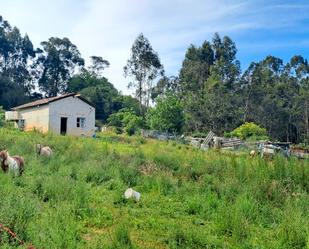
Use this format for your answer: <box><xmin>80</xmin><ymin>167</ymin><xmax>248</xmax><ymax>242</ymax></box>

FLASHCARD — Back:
<box><xmin>0</xmin><ymin>128</ymin><xmax>308</xmax><ymax>249</ymax></box>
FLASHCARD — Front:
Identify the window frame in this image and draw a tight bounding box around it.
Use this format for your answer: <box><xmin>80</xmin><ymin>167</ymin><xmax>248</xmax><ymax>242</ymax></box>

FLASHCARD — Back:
<box><xmin>18</xmin><ymin>119</ymin><xmax>25</xmax><ymax>130</ymax></box>
<box><xmin>77</xmin><ymin>117</ymin><xmax>86</xmax><ymax>128</ymax></box>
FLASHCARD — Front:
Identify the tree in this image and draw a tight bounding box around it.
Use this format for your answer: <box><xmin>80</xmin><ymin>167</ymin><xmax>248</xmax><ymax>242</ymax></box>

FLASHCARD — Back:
<box><xmin>68</xmin><ymin>55</ymin><xmax>141</xmax><ymax>123</ymax></box>
<box><xmin>0</xmin><ymin>106</ymin><xmax>5</xmax><ymax>127</ymax></box>
<box><xmin>146</xmin><ymin>94</ymin><xmax>184</xmax><ymax>133</ymax></box>
<box><xmin>0</xmin><ymin>16</ymin><xmax>36</xmax><ymax>96</ymax></box>
<box><xmin>289</xmin><ymin>55</ymin><xmax>309</xmax><ymax>142</ymax></box>
<box><xmin>124</xmin><ymin>33</ymin><xmax>164</xmax><ymax>114</ymax></box>
<box><xmin>88</xmin><ymin>56</ymin><xmax>109</xmax><ymax>77</ymax></box>
<box><xmin>108</xmin><ymin>108</ymin><xmax>143</xmax><ymax>135</ymax></box>
<box><xmin>238</xmin><ymin>57</ymin><xmax>287</xmax><ymax>140</ymax></box>
<box><xmin>178</xmin><ymin>40</ymin><xmax>215</xmax><ymax>132</ymax></box>
<box><xmin>237</xmin><ymin>55</ymin><xmax>309</xmax><ymax>143</ymax></box>
<box><xmin>113</xmin><ymin>95</ymin><xmax>141</xmax><ymax>115</ymax></box>
<box><xmin>179</xmin><ymin>41</ymin><xmax>214</xmax><ymax>94</ymax></box>
<box><xmin>178</xmin><ymin>33</ymin><xmax>241</xmax><ymax>134</ymax></box>
<box><xmin>36</xmin><ymin>37</ymin><xmax>84</xmax><ymax>97</ymax></box>
<box><xmin>0</xmin><ymin>14</ymin><xmax>309</xmax><ymax>143</ymax></box>
<box><xmin>68</xmin><ymin>69</ymin><xmax>119</xmax><ymax>122</ymax></box>
<box><xmin>151</xmin><ymin>76</ymin><xmax>180</xmax><ymax>101</ymax></box>
<box><xmin>300</xmin><ymin>80</ymin><xmax>309</xmax><ymax>142</ymax></box>
<box><xmin>209</xmin><ymin>33</ymin><xmax>240</xmax><ymax>89</ymax></box>
<box><xmin>0</xmin><ymin>75</ymin><xmax>28</xmax><ymax>109</ymax></box>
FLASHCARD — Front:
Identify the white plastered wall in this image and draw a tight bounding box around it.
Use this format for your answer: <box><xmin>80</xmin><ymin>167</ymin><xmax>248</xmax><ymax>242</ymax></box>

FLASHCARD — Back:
<box><xmin>48</xmin><ymin>96</ymin><xmax>95</xmax><ymax>136</ymax></box>
<box><xmin>18</xmin><ymin>105</ymin><xmax>49</xmax><ymax>132</ymax></box>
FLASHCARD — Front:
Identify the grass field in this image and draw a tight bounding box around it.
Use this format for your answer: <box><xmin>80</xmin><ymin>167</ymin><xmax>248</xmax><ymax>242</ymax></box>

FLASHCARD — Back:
<box><xmin>0</xmin><ymin>128</ymin><xmax>308</xmax><ymax>249</ymax></box>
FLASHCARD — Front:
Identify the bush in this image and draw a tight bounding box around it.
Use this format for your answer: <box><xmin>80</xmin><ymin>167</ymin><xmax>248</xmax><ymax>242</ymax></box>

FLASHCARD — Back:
<box><xmin>112</xmin><ymin>225</ymin><xmax>134</xmax><ymax>249</ymax></box>
<box><xmin>146</xmin><ymin>94</ymin><xmax>184</xmax><ymax>133</ymax></box>
<box><xmin>107</xmin><ymin>108</ymin><xmax>143</xmax><ymax>135</ymax></box>
<box><xmin>122</xmin><ymin>113</ymin><xmax>143</xmax><ymax>136</ymax></box>
<box><xmin>0</xmin><ymin>106</ymin><xmax>5</xmax><ymax>127</ymax></box>
<box><xmin>191</xmin><ymin>132</ymin><xmax>209</xmax><ymax>138</ymax></box>
<box><xmin>225</xmin><ymin>122</ymin><xmax>268</xmax><ymax>140</ymax></box>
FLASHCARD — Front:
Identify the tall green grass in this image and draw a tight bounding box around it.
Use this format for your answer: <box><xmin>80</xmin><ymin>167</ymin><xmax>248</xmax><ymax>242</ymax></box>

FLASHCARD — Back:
<box><xmin>0</xmin><ymin>128</ymin><xmax>308</xmax><ymax>248</ymax></box>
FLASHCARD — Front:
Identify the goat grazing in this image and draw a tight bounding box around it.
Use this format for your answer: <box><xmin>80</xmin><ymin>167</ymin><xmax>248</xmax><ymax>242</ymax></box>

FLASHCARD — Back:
<box><xmin>249</xmin><ymin>150</ymin><xmax>257</xmax><ymax>158</ymax></box>
<box><xmin>36</xmin><ymin>144</ymin><xmax>53</xmax><ymax>157</ymax></box>
<box><xmin>0</xmin><ymin>150</ymin><xmax>25</xmax><ymax>175</ymax></box>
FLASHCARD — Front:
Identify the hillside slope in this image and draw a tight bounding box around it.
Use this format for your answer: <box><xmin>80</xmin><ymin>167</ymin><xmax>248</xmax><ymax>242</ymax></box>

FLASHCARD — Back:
<box><xmin>0</xmin><ymin>129</ymin><xmax>308</xmax><ymax>249</ymax></box>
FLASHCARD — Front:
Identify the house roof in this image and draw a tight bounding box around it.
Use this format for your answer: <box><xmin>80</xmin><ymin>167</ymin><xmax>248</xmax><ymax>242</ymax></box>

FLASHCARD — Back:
<box><xmin>12</xmin><ymin>93</ymin><xmax>95</xmax><ymax>110</ymax></box>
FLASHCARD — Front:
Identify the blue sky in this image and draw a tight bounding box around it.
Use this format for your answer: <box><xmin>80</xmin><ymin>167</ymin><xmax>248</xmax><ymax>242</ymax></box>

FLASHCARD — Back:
<box><xmin>1</xmin><ymin>0</ymin><xmax>309</xmax><ymax>93</ymax></box>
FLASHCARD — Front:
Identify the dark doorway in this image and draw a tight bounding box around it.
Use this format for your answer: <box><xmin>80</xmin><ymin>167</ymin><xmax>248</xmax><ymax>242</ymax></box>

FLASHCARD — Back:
<box><xmin>60</xmin><ymin>117</ymin><xmax>67</xmax><ymax>135</ymax></box>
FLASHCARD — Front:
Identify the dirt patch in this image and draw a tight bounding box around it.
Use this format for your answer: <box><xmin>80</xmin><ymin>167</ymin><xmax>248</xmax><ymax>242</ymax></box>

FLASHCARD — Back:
<box><xmin>139</xmin><ymin>162</ymin><xmax>158</xmax><ymax>176</ymax></box>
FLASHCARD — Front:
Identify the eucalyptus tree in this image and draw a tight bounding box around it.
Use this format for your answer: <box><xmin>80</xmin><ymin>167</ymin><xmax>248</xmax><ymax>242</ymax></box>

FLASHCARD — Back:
<box><xmin>0</xmin><ymin>16</ymin><xmax>36</xmax><ymax>98</ymax></box>
<box><xmin>178</xmin><ymin>33</ymin><xmax>241</xmax><ymax>134</ymax></box>
<box><xmin>36</xmin><ymin>37</ymin><xmax>84</xmax><ymax>97</ymax></box>
<box><xmin>146</xmin><ymin>93</ymin><xmax>184</xmax><ymax>133</ymax></box>
<box><xmin>124</xmin><ymin>33</ymin><xmax>164</xmax><ymax>115</ymax></box>
<box><xmin>151</xmin><ymin>76</ymin><xmax>180</xmax><ymax>100</ymax></box>
<box><xmin>88</xmin><ymin>56</ymin><xmax>110</xmax><ymax>77</ymax></box>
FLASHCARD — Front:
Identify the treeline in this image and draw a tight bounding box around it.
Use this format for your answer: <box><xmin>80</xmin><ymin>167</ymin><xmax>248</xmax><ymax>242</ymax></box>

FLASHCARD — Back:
<box><xmin>175</xmin><ymin>34</ymin><xmax>309</xmax><ymax>143</ymax></box>
<box><xmin>0</xmin><ymin>16</ymin><xmax>139</xmax><ymax>124</ymax></box>
<box><xmin>124</xmin><ymin>34</ymin><xmax>309</xmax><ymax>143</ymax></box>
<box><xmin>0</xmin><ymin>16</ymin><xmax>308</xmax><ymax>143</ymax></box>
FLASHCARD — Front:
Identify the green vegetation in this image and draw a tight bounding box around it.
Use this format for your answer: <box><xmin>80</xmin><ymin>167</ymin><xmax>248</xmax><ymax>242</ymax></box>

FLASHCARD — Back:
<box><xmin>124</xmin><ymin>33</ymin><xmax>164</xmax><ymax>115</ymax></box>
<box><xmin>0</xmin><ymin>106</ymin><xmax>4</xmax><ymax>127</ymax></box>
<box><xmin>108</xmin><ymin>109</ymin><xmax>143</xmax><ymax>135</ymax></box>
<box><xmin>146</xmin><ymin>94</ymin><xmax>184</xmax><ymax>133</ymax></box>
<box><xmin>1</xmin><ymin>15</ymin><xmax>309</xmax><ymax>143</ymax></box>
<box><xmin>225</xmin><ymin>122</ymin><xmax>269</xmax><ymax>140</ymax></box>
<box><xmin>0</xmin><ymin>128</ymin><xmax>308</xmax><ymax>248</ymax></box>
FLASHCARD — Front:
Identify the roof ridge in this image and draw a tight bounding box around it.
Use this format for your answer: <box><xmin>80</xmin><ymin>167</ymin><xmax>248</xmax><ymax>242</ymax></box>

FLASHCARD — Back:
<box><xmin>12</xmin><ymin>93</ymin><xmax>77</xmax><ymax>110</ymax></box>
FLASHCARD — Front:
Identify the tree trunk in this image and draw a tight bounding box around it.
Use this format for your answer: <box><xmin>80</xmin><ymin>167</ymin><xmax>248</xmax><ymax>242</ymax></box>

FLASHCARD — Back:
<box><xmin>305</xmin><ymin>99</ymin><xmax>309</xmax><ymax>139</ymax></box>
<box><xmin>243</xmin><ymin>88</ymin><xmax>252</xmax><ymax>122</ymax></box>
<box><xmin>139</xmin><ymin>80</ymin><xmax>143</xmax><ymax>116</ymax></box>
<box><xmin>243</xmin><ymin>97</ymin><xmax>249</xmax><ymax>122</ymax></box>
<box><xmin>286</xmin><ymin>114</ymin><xmax>291</xmax><ymax>142</ymax></box>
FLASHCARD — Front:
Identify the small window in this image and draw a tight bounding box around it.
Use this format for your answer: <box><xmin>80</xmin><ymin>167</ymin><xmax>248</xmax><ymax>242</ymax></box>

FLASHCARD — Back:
<box><xmin>77</xmin><ymin>117</ymin><xmax>86</xmax><ymax>128</ymax></box>
<box><xmin>18</xmin><ymin>119</ymin><xmax>25</xmax><ymax>130</ymax></box>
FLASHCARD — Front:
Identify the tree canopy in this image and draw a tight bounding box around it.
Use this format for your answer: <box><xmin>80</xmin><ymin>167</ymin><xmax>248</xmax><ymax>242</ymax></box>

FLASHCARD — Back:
<box><xmin>124</xmin><ymin>33</ymin><xmax>164</xmax><ymax>115</ymax></box>
<box><xmin>37</xmin><ymin>37</ymin><xmax>84</xmax><ymax>97</ymax></box>
<box><xmin>146</xmin><ymin>93</ymin><xmax>184</xmax><ymax>133</ymax></box>
<box><xmin>0</xmin><ymin>15</ymin><xmax>308</xmax><ymax>143</ymax></box>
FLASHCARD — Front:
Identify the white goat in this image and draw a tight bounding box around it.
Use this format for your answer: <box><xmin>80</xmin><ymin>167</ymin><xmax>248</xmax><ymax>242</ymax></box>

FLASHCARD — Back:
<box><xmin>36</xmin><ymin>144</ymin><xmax>53</xmax><ymax>157</ymax></box>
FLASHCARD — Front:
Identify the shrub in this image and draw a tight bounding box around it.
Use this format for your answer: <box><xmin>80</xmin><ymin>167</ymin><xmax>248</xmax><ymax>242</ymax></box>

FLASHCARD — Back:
<box><xmin>191</xmin><ymin>132</ymin><xmax>209</xmax><ymax>138</ymax></box>
<box><xmin>158</xmin><ymin>176</ymin><xmax>177</xmax><ymax>196</ymax></box>
<box><xmin>166</xmin><ymin>228</ymin><xmax>220</xmax><ymax>249</ymax></box>
<box><xmin>123</xmin><ymin>113</ymin><xmax>143</xmax><ymax>136</ymax></box>
<box><xmin>27</xmin><ymin>205</ymin><xmax>80</xmax><ymax>249</ymax></box>
<box><xmin>107</xmin><ymin>111</ymin><xmax>125</xmax><ymax>129</ymax></box>
<box><xmin>108</xmin><ymin>108</ymin><xmax>143</xmax><ymax>135</ymax></box>
<box><xmin>225</xmin><ymin>122</ymin><xmax>268</xmax><ymax>140</ymax></box>
<box><xmin>119</xmin><ymin>166</ymin><xmax>140</xmax><ymax>187</ymax></box>
<box><xmin>185</xmin><ymin>197</ymin><xmax>203</xmax><ymax>215</ymax></box>
<box><xmin>112</xmin><ymin>225</ymin><xmax>134</xmax><ymax>249</ymax></box>
<box><xmin>0</xmin><ymin>106</ymin><xmax>5</xmax><ymax>127</ymax></box>
<box><xmin>0</xmin><ymin>190</ymin><xmax>38</xmax><ymax>242</ymax></box>
<box><xmin>278</xmin><ymin>206</ymin><xmax>308</xmax><ymax>249</ymax></box>
<box><xmin>146</xmin><ymin>94</ymin><xmax>184</xmax><ymax>133</ymax></box>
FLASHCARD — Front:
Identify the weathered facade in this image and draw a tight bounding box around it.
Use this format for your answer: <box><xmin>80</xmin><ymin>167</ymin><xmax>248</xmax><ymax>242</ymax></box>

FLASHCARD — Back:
<box><xmin>5</xmin><ymin>93</ymin><xmax>95</xmax><ymax>137</ymax></box>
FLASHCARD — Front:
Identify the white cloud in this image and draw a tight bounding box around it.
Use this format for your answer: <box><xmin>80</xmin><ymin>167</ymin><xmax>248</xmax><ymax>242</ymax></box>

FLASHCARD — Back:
<box><xmin>1</xmin><ymin>0</ymin><xmax>308</xmax><ymax>93</ymax></box>
<box><xmin>70</xmin><ymin>0</ymin><xmax>250</xmax><ymax>92</ymax></box>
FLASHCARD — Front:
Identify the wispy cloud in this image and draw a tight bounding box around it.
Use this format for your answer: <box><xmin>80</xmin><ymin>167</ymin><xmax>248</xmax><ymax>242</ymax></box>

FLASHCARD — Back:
<box><xmin>1</xmin><ymin>0</ymin><xmax>308</xmax><ymax>92</ymax></box>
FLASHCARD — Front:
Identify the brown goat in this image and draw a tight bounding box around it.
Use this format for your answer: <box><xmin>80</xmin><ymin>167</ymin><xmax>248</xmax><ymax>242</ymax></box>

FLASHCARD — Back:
<box><xmin>0</xmin><ymin>150</ymin><xmax>25</xmax><ymax>175</ymax></box>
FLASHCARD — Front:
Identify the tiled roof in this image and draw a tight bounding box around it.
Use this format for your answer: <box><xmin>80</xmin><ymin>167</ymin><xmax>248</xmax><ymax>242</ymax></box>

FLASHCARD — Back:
<box><xmin>12</xmin><ymin>93</ymin><xmax>94</xmax><ymax>110</ymax></box>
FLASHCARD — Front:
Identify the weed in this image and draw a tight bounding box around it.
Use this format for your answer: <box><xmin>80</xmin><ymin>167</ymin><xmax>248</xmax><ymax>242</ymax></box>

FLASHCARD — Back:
<box><xmin>0</xmin><ymin>128</ymin><xmax>307</xmax><ymax>249</ymax></box>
